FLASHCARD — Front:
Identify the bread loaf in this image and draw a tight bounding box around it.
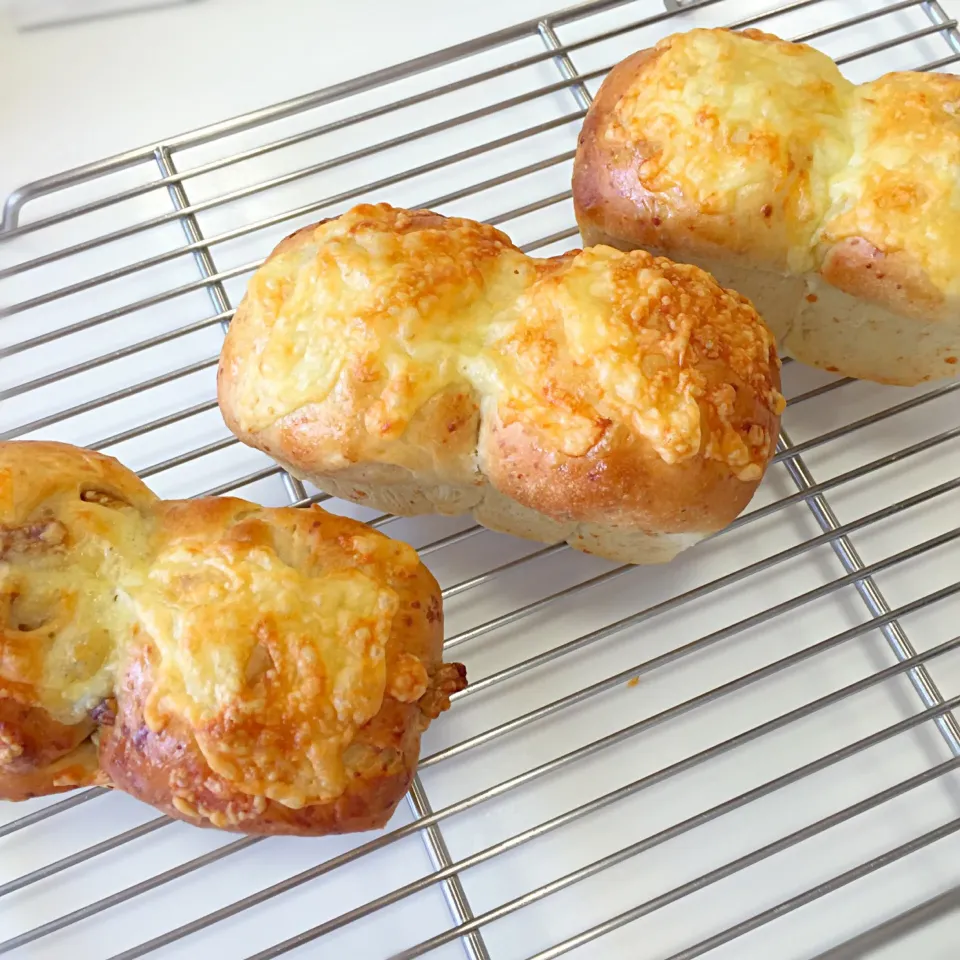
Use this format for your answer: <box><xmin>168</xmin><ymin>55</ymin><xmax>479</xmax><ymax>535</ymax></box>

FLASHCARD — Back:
<box><xmin>218</xmin><ymin>203</ymin><xmax>784</xmax><ymax>565</ymax></box>
<box><xmin>0</xmin><ymin>441</ymin><xmax>465</xmax><ymax>835</ymax></box>
<box><xmin>572</xmin><ymin>27</ymin><xmax>960</xmax><ymax>386</ymax></box>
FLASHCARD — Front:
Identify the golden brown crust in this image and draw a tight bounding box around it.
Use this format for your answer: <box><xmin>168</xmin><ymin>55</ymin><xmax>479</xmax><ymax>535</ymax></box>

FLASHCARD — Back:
<box><xmin>481</xmin><ymin>371</ymin><xmax>776</xmax><ymax>535</ymax></box>
<box><xmin>572</xmin><ymin>28</ymin><xmax>960</xmax><ymax>385</ymax></box>
<box><xmin>0</xmin><ymin>441</ymin><xmax>465</xmax><ymax>833</ymax></box>
<box><xmin>103</xmin><ymin>661</ymin><xmax>464</xmax><ymax>836</ymax></box>
<box><xmin>217</xmin><ymin>203</ymin><xmax>783</xmax><ymax>563</ymax></box>
<box><xmin>574</xmin><ymin>30</ymin><xmax>853</xmax><ymax>272</ymax></box>
<box><xmin>572</xmin><ymin>49</ymin><xmax>670</xmax><ymax>252</ymax></box>
<box><xmin>818</xmin><ymin>237</ymin><xmax>947</xmax><ymax>324</ymax></box>
<box><xmin>818</xmin><ymin>71</ymin><xmax>960</xmax><ymax>320</ymax></box>
<box><xmin>0</xmin><ymin>740</ymin><xmax>106</xmax><ymax>802</ymax></box>
<box><xmin>0</xmin><ymin>697</ymin><xmax>93</xmax><ymax>770</ymax></box>
<box><xmin>0</xmin><ymin>698</ymin><xmax>103</xmax><ymax>799</ymax></box>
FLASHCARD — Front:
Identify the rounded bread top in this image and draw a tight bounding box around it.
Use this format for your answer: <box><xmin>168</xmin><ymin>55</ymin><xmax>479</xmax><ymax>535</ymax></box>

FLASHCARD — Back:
<box><xmin>219</xmin><ymin>202</ymin><xmax>784</xmax><ymax>484</ymax></box>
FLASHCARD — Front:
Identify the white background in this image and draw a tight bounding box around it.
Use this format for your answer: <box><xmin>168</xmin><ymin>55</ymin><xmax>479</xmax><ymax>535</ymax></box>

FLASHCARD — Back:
<box><xmin>0</xmin><ymin>0</ymin><xmax>617</xmax><ymax>201</ymax></box>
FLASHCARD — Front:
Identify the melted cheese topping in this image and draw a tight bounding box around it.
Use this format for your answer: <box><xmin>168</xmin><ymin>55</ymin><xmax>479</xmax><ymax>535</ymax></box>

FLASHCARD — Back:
<box><xmin>504</xmin><ymin>247</ymin><xmax>781</xmax><ymax>471</ymax></box>
<box><xmin>0</xmin><ymin>458</ymin><xmax>154</xmax><ymax>725</ymax></box>
<box><xmin>821</xmin><ymin>72</ymin><xmax>960</xmax><ymax>297</ymax></box>
<box><xmin>611</xmin><ymin>29</ymin><xmax>960</xmax><ymax>299</ymax></box>
<box><xmin>614</xmin><ymin>29</ymin><xmax>854</xmax><ymax>272</ymax></box>
<box><xmin>1</xmin><ymin>443</ymin><xmax>434</xmax><ymax>811</ymax></box>
<box><xmin>135</xmin><ymin>529</ymin><xmax>398</xmax><ymax>808</ymax></box>
<box><xmin>242</xmin><ymin>213</ymin><xmax>531</xmax><ymax>440</ymax></box>
<box><xmin>230</xmin><ymin>205</ymin><xmax>782</xmax><ymax>475</ymax></box>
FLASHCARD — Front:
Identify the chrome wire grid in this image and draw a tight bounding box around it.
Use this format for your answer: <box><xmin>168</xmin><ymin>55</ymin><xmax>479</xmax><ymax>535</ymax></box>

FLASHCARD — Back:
<box><xmin>2</xmin><ymin>1</ymin><xmax>960</xmax><ymax>957</ymax></box>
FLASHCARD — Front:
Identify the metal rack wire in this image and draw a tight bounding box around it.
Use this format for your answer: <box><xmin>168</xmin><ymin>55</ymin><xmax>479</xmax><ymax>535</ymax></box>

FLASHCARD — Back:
<box><xmin>2</xmin><ymin>0</ymin><xmax>960</xmax><ymax>957</ymax></box>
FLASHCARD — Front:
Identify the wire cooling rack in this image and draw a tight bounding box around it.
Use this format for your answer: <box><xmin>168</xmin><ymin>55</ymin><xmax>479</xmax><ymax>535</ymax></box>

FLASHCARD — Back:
<box><xmin>2</xmin><ymin>0</ymin><xmax>960</xmax><ymax>957</ymax></box>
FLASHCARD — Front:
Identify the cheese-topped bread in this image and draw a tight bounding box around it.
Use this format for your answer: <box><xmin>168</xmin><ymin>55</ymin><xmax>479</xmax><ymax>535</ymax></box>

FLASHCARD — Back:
<box><xmin>218</xmin><ymin>203</ymin><xmax>784</xmax><ymax>566</ymax></box>
<box><xmin>573</xmin><ymin>27</ymin><xmax>960</xmax><ymax>385</ymax></box>
<box><xmin>0</xmin><ymin>441</ymin><xmax>465</xmax><ymax>835</ymax></box>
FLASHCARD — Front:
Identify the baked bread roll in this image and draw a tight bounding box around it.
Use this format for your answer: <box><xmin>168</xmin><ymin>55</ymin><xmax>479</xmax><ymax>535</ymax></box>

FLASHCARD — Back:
<box><xmin>218</xmin><ymin>203</ymin><xmax>784</xmax><ymax>565</ymax></box>
<box><xmin>0</xmin><ymin>441</ymin><xmax>465</xmax><ymax>835</ymax></box>
<box><xmin>572</xmin><ymin>27</ymin><xmax>960</xmax><ymax>386</ymax></box>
